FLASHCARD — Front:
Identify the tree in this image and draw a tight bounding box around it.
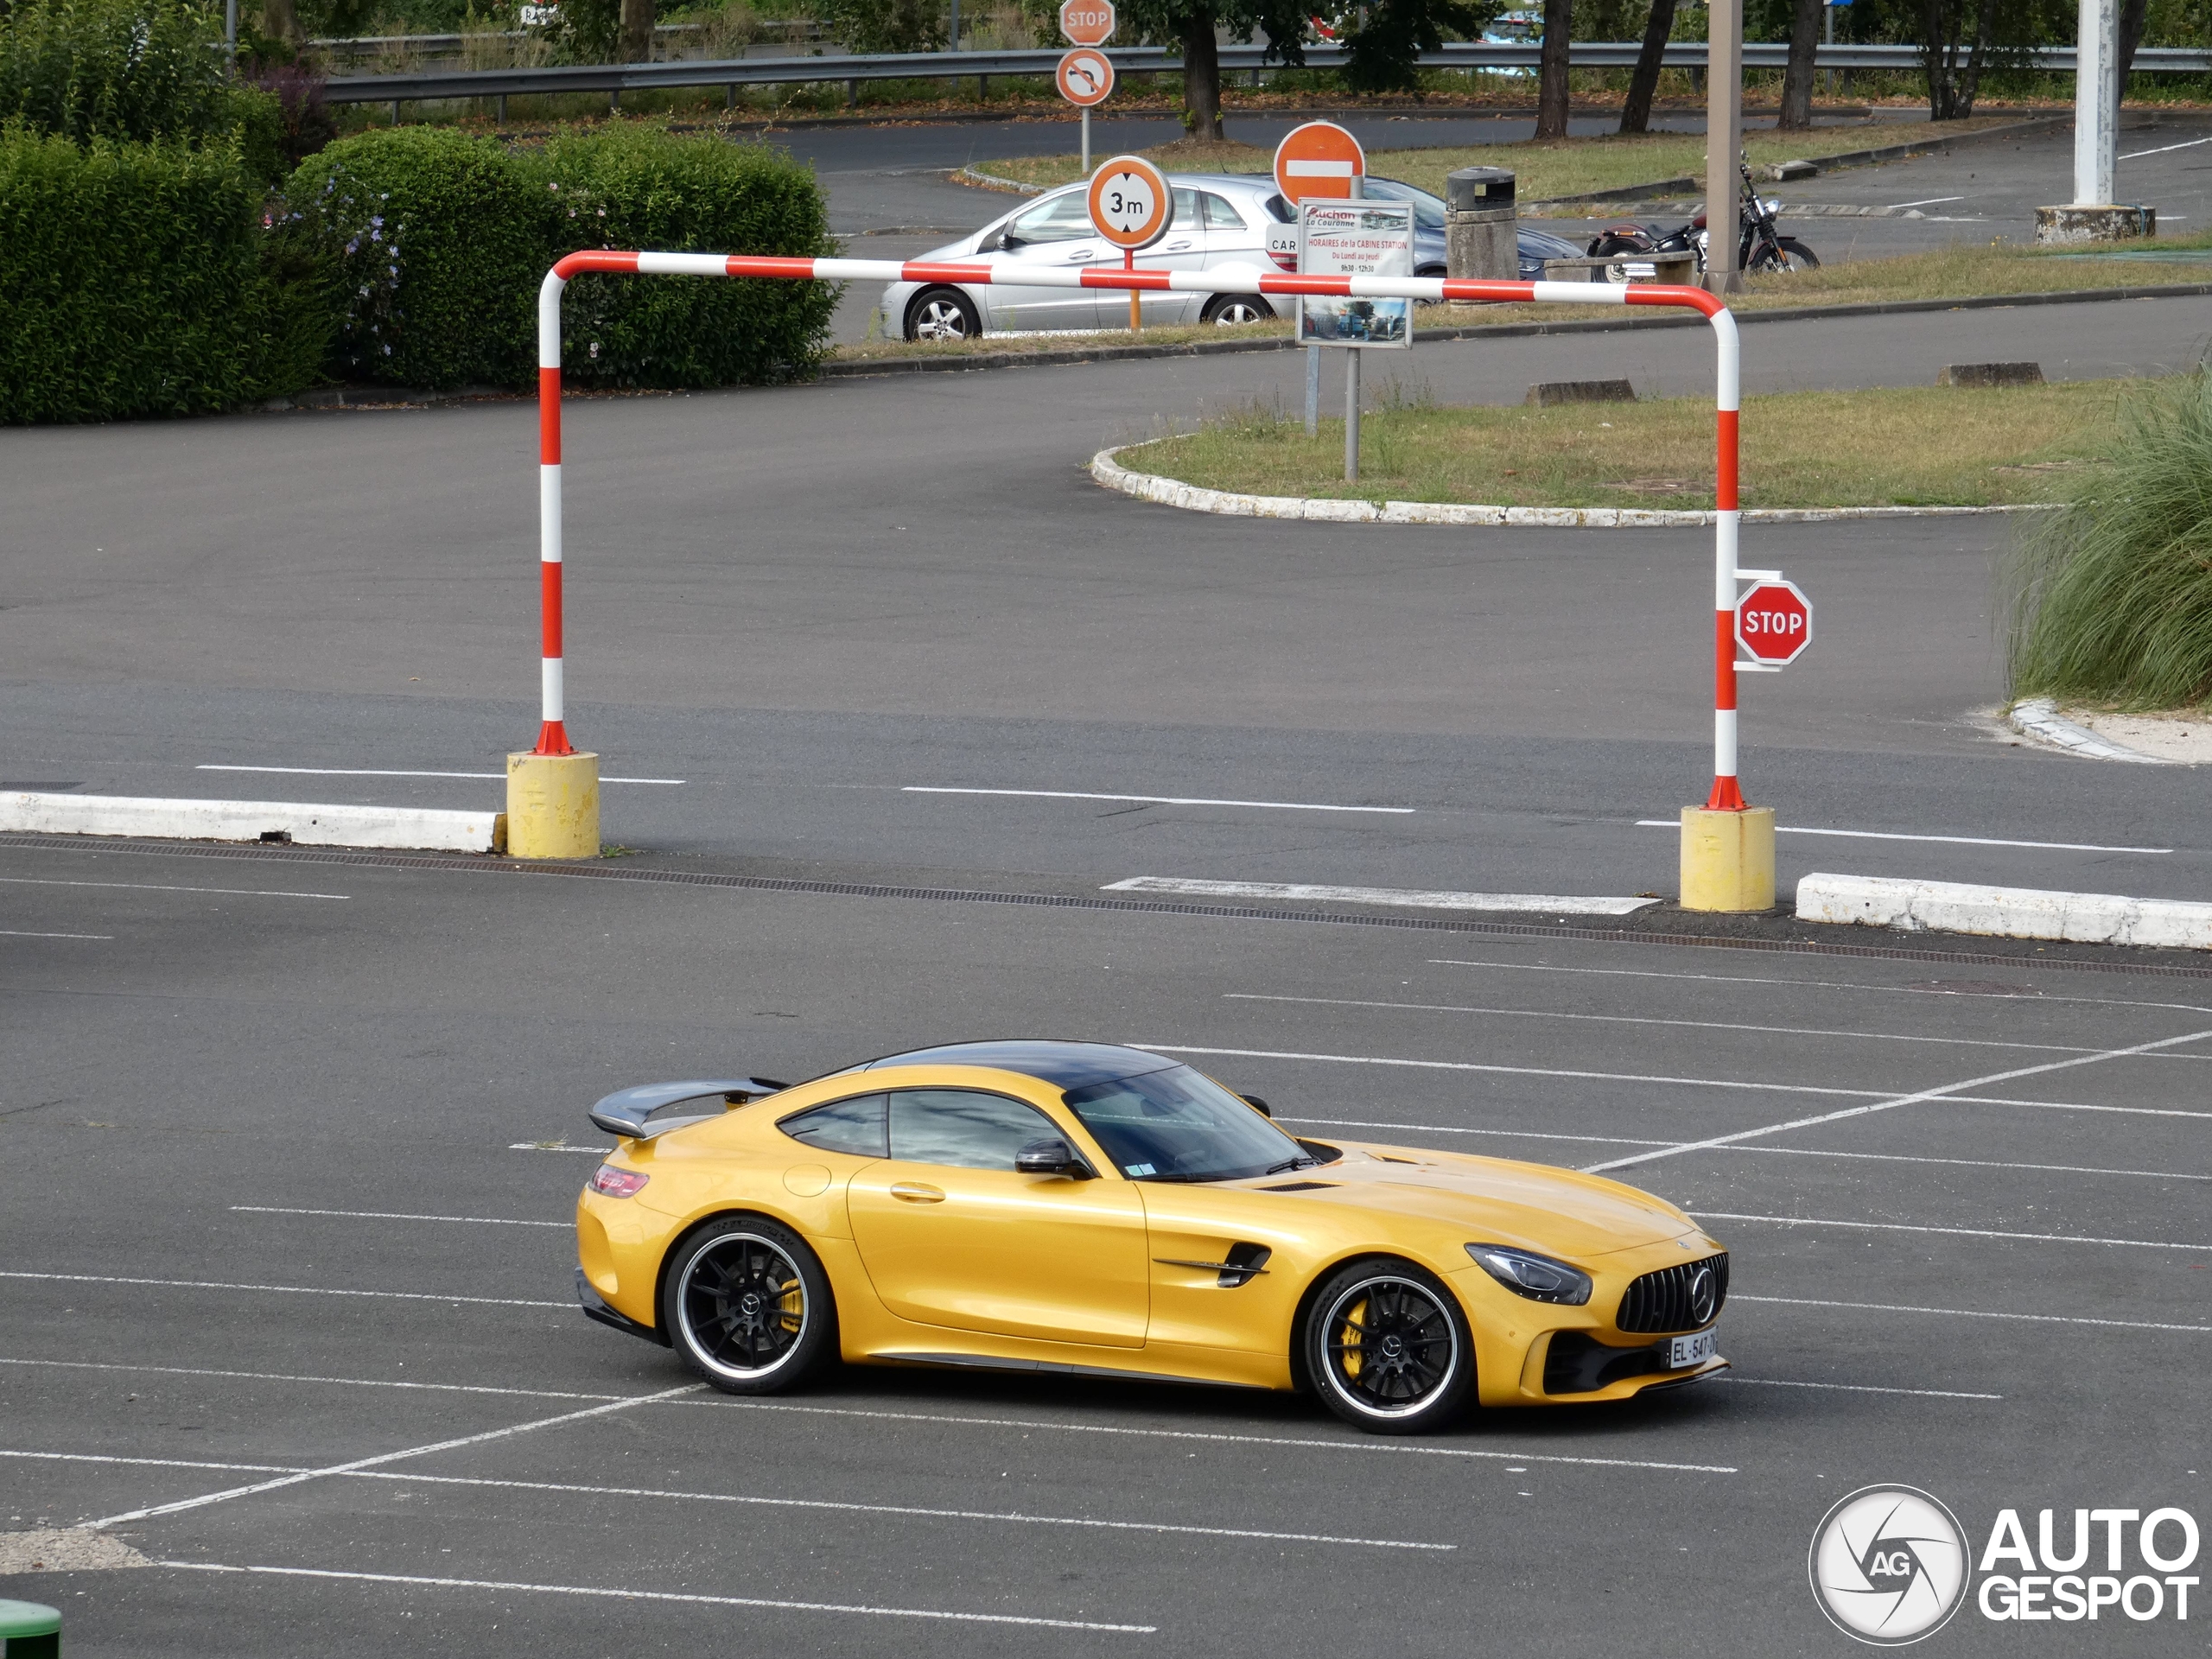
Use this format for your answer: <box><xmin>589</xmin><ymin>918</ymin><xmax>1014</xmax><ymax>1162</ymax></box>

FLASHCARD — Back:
<box><xmin>1117</xmin><ymin>0</ymin><xmax>1485</xmax><ymax>143</ymax></box>
<box><xmin>1618</xmin><ymin>0</ymin><xmax>1678</xmax><ymax>132</ymax></box>
<box><xmin>1535</xmin><ymin>0</ymin><xmax>1569</xmax><ymax>135</ymax></box>
<box><xmin>619</xmin><ymin>0</ymin><xmax>652</xmax><ymax>60</ymax></box>
<box><xmin>1777</xmin><ymin>0</ymin><xmax>1822</xmax><ymax>126</ymax></box>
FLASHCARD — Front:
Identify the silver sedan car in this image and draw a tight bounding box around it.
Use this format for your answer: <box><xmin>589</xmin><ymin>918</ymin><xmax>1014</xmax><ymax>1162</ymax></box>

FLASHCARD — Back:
<box><xmin>881</xmin><ymin>171</ymin><xmax>1586</xmax><ymax>340</ymax></box>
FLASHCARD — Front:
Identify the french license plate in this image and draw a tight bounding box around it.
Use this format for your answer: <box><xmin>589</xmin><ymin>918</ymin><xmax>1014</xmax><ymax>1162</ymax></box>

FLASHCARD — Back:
<box><xmin>1667</xmin><ymin>1328</ymin><xmax>1718</xmax><ymax>1369</ymax></box>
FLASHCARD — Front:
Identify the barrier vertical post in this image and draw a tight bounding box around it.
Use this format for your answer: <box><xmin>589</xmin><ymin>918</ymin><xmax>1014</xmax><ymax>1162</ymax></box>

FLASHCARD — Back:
<box><xmin>505</xmin><ymin>267</ymin><xmax>602</xmax><ymax>860</ymax></box>
<box><xmin>1678</xmin><ymin>302</ymin><xmax>1773</xmax><ymax>910</ymax></box>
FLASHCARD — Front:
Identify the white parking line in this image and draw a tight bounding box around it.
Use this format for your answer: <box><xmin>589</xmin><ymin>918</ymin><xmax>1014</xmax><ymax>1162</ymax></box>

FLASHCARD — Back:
<box><xmin>1135</xmin><ymin>1043</ymin><xmax>1879</xmax><ymax>1098</ymax></box>
<box><xmin>905</xmin><ymin>786</ymin><xmax>1413</xmax><ymax>814</ymax></box>
<box><xmin>1</xmin><ymin>1450</ymin><xmax>306</xmax><ymax>1474</ymax></box>
<box><xmin>0</xmin><ymin>929</ymin><xmax>112</xmax><ymax>940</ymax></box>
<box><xmin>0</xmin><ymin>878</ymin><xmax>346</xmax><ymax>900</ymax></box>
<box><xmin>2120</xmin><ymin>132</ymin><xmax>2212</xmax><ymax>158</ymax></box>
<box><xmin>1692</xmin><ymin>1211</ymin><xmax>2212</xmax><ymax>1251</ymax></box>
<box><xmin>1890</xmin><ymin>194</ymin><xmax>1967</xmax><ymax>207</ymax></box>
<box><xmin>152</xmin><ymin>1562</ymin><xmax>1154</xmax><ymax>1632</ymax></box>
<box><xmin>346</xmin><ymin>1471</ymin><xmax>1453</xmax><ymax>1550</ymax></box>
<box><xmin>1112</xmin><ymin>879</ymin><xmax>1654</xmax><ymax>916</ymax></box>
<box><xmin>199</xmin><ymin>766</ymin><xmax>684</xmax><ymax>785</ymax></box>
<box><xmin>1225</xmin><ymin>992</ymin><xmax>2094</xmax><ymax>1053</ymax></box>
<box><xmin>230</xmin><ymin>1205</ymin><xmax>567</xmax><ymax>1228</ymax></box>
<box><xmin>1721</xmin><ymin>1377</ymin><xmax>2002</xmax><ymax>1400</ymax></box>
<box><xmin>0</xmin><ymin>1357</ymin><xmax>623</xmax><ymax>1401</ymax></box>
<box><xmin>1427</xmin><ymin>957</ymin><xmax>2212</xmax><ymax>1018</ymax></box>
<box><xmin>1735</xmin><ymin>1294</ymin><xmax>2212</xmax><ymax>1335</ymax></box>
<box><xmin>1950</xmin><ymin>1095</ymin><xmax>2212</xmax><ymax>1120</ymax></box>
<box><xmin>1281</xmin><ymin>1118</ymin><xmax>2209</xmax><ymax>1181</ymax></box>
<box><xmin>0</xmin><ymin>1272</ymin><xmax>565</xmax><ymax>1308</ymax></box>
<box><xmin>675</xmin><ymin>1398</ymin><xmax>1737</xmax><ymax>1474</ymax></box>
<box><xmin>1632</xmin><ymin>820</ymin><xmax>2170</xmax><ymax>854</ymax></box>
<box><xmin>509</xmin><ymin>1141</ymin><xmax>611</xmax><ymax>1154</ymax></box>
<box><xmin>90</xmin><ymin>1384</ymin><xmax>703</xmax><ymax>1528</ymax></box>
<box><xmin>1579</xmin><ymin>1025</ymin><xmax>2212</xmax><ymax>1175</ymax></box>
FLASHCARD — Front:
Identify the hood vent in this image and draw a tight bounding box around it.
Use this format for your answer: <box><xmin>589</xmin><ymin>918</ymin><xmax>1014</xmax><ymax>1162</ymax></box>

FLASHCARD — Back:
<box><xmin>1262</xmin><ymin>1180</ymin><xmax>1338</xmax><ymax>1192</ymax></box>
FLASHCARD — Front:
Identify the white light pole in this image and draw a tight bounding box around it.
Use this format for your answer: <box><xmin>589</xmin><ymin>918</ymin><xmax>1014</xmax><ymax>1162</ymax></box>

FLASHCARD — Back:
<box><xmin>2075</xmin><ymin>0</ymin><xmax>2117</xmax><ymax>205</ymax></box>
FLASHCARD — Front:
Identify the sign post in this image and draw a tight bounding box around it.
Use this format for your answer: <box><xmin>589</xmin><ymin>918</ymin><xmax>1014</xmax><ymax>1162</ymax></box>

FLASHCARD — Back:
<box><xmin>1086</xmin><ymin>153</ymin><xmax>1171</xmax><ymax>332</ymax></box>
<box><xmin>1059</xmin><ymin>0</ymin><xmax>1115</xmax><ymax>175</ymax></box>
<box><xmin>1273</xmin><ymin>122</ymin><xmax>1367</xmax><ymax>443</ymax></box>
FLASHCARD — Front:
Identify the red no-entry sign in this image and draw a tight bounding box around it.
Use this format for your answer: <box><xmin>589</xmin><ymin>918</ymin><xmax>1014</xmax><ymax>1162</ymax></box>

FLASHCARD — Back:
<box><xmin>1736</xmin><ymin>579</ymin><xmax>1812</xmax><ymax>664</ymax></box>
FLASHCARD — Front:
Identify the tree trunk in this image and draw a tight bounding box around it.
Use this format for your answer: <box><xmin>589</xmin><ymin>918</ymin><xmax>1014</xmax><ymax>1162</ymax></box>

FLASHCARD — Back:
<box><xmin>2119</xmin><ymin>0</ymin><xmax>2146</xmax><ymax>86</ymax></box>
<box><xmin>259</xmin><ymin>0</ymin><xmax>303</xmax><ymax>47</ymax></box>
<box><xmin>620</xmin><ymin>0</ymin><xmax>654</xmax><ymax>63</ymax></box>
<box><xmin>1921</xmin><ymin>0</ymin><xmax>1961</xmax><ymax>119</ymax></box>
<box><xmin>1778</xmin><ymin>0</ymin><xmax>1823</xmax><ymax>128</ymax></box>
<box><xmin>1535</xmin><ymin>0</ymin><xmax>1572</xmax><ymax>138</ymax></box>
<box><xmin>1181</xmin><ymin>15</ymin><xmax>1223</xmax><ymax>140</ymax></box>
<box><xmin>1619</xmin><ymin>0</ymin><xmax>1677</xmax><ymax>133</ymax></box>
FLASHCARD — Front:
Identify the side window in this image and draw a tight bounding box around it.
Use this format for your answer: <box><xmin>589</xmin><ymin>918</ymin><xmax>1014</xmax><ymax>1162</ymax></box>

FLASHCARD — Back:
<box><xmin>779</xmin><ymin>1093</ymin><xmax>887</xmax><ymax>1158</ymax></box>
<box><xmin>1172</xmin><ymin>187</ymin><xmax>1200</xmax><ymax>229</ymax></box>
<box><xmin>1009</xmin><ymin>193</ymin><xmax>1097</xmax><ymax>245</ymax></box>
<box><xmin>889</xmin><ymin>1090</ymin><xmax>1062</xmax><ymax>1171</ymax></box>
<box><xmin>1202</xmin><ymin>193</ymin><xmax>1244</xmax><ymax>231</ymax></box>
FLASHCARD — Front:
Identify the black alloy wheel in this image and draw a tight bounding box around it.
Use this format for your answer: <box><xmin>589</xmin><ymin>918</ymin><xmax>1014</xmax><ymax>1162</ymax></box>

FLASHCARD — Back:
<box><xmin>906</xmin><ymin>286</ymin><xmax>981</xmax><ymax>341</ymax></box>
<box><xmin>1304</xmin><ymin>1258</ymin><xmax>1476</xmax><ymax>1433</ymax></box>
<box><xmin>1202</xmin><ymin>293</ymin><xmax>1273</xmax><ymax>326</ymax></box>
<box><xmin>663</xmin><ymin>1217</ymin><xmax>836</xmax><ymax>1394</ymax></box>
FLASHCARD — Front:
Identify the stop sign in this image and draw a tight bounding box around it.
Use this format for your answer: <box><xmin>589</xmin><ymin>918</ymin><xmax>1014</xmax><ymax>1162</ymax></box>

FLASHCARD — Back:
<box><xmin>1736</xmin><ymin>579</ymin><xmax>1812</xmax><ymax>664</ymax></box>
<box><xmin>1060</xmin><ymin>0</ymin><xmax>1114</xmax><ymax>44</ymax></box>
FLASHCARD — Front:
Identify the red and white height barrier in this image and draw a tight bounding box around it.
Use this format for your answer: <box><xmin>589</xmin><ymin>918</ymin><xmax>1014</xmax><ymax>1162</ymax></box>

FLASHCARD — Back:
<box><xmin>536</xmin><ymin>251</ymin><xmax>1750</xmax><ymax>809</ymax></box>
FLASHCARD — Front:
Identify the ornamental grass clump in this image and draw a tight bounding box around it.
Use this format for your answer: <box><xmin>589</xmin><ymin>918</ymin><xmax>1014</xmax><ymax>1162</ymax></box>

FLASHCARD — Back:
<box><xmin>2007</xmin><ymin>372</ymin><xmax>2212</xmax><ymax>712</ymax></box>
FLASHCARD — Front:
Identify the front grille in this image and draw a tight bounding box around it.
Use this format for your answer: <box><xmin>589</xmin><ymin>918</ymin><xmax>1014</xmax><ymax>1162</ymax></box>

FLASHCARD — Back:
<box><xmin>1616</xmin><ymin>1252</ymin><xmax>1730</xmax><ymax>1334</ymax></box>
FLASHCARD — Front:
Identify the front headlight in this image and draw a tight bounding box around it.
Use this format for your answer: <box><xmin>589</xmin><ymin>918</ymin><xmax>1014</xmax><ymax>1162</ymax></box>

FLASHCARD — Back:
<box><xmin>1466</xmin><ymin>1243</ymin><xmax>1592</xmax><ymax>1305</ymax></box>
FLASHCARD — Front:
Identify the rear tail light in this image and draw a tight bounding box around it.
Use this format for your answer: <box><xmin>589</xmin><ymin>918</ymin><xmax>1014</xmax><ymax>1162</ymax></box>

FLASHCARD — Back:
<box><xmin>590</xmin><ymin>1165</ymin><xmax>649</xmax><ymax>1198</ymax></box>
<box><xmin>1268</xmin><ymin>249</ymin><xmax>1298</xmax><ymax>271</ymax></box>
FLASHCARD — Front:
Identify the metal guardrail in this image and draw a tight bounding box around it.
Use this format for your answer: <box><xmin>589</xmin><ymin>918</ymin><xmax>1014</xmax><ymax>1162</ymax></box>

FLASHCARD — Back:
<box><xmin>321</xmin><ymin>40</ymin><xmax>2212</xmax><ymax>109</ymax></box>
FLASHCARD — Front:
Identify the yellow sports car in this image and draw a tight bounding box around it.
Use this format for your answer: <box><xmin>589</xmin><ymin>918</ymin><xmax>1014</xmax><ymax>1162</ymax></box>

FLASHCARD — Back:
<box><xmin>575</xmin><ymin>1040</ymin><xmax>1729</xmax><ymax>1433</ymax></box>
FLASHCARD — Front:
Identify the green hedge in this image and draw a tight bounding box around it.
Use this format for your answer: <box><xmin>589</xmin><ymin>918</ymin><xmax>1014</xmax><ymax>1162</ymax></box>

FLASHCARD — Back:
<box><xmin>0</xmin><ymin>125</ymin><xmax>333</xmax><ymax>423</ymax></box>
<box><xmin>284</xmin><ymin>124</ymin><xmax>839</xmax><ymax>391</ymax></box>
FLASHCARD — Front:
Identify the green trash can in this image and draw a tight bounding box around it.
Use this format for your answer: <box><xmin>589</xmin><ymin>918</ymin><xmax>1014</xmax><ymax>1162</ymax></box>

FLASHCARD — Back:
<box><xmin>0</xmin><ymin>1599</ymin><xmax>60</xmax><ymax>1659</ymax></box>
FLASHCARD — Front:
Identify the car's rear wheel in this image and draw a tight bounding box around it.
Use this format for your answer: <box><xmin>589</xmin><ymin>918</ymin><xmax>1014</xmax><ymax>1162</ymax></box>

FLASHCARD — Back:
<box><xmin>906</xmin><ymin>286</ymin><xmax>981</xmax><ymax>341</ymax></box>
<box><xmin>1201</xmin><ymin>293</ymin><xmax>1273</xmax><ymax>326</ymax></box>
<box><xmin>662</xmin><ymin>1217</ymin><xmax>836</xmax><ymax>1394</ymax></box>
<box><xmin>1303</xmin><ymin>1258</ymin><xmax>1475</xmax><ymax>1433</ymax></box>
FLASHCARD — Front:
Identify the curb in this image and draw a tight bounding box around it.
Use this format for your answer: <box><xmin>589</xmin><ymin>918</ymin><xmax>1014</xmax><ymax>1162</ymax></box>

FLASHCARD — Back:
<box><xmin>0</xmin><ymin>791</ymin><xmax>503</xmax><ymax>855</ymax></box>
<box><xmin>821</xmin><ymin>280</ymin><xmax>2212</xmax><ymax>378</ymax></box>
<box><xmin>1090</xmin><ymin>442</ymin><xmax>2039</xmax><ymax>528</ymax></box>
<box><xmin>2006</xmin><ymin>696</ymin><xmax>2175</xmax><ymax>764</ymax></box>
<box><xmin>1797</xmin><ymin>871</ymin><xmax>2212</xmax><ymax>950</ymax></box>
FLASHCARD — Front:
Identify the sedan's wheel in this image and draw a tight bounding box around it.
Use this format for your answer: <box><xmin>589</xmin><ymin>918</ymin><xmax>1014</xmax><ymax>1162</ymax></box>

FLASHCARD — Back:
<box><xmin>906</xmin><ymin>286</ymin><xmax>981</xmax><ymax>341</ymax></box>
<box><xmin>1200</xmin><ymin>293</ymin><xmax>1273</xmax><ymax>326</ymax></box>
<box><xmin>663</xmin><ymin>1217</ymin><xmax>836</xmax><ymax>1394</ymax></box>
<box><xmin>1304</xmin><ymin>1258</ymin><xmax>1475</xmax><ymax>1433</ymax></box>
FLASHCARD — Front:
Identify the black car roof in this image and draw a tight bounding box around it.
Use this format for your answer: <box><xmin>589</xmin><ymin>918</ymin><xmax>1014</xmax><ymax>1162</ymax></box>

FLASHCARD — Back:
<box><xmin>858</xmin><ymin>1039</ymin><xmax>1179</xmax><ymax>1089</ymax></box>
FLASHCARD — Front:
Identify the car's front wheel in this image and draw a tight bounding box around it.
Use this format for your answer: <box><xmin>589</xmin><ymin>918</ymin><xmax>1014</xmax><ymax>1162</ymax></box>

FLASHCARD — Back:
<box><xmin>662</xmin><ymin>1217</ymin><xmax>836</xmax><ymax>1395</ymax></box>
<box><xmin>906</xmin><ymin>286</ymin><xmax>981</xmax><ymax>341</ymax></box>
<box><xmin>1201</xmin><ymin>293</ymin><xmax>1273</xmax><ymax>326</ymax></box>
<box><xmin>1303</xmin><ymin>1258</ymin><xmax>1476</xmax><ymax>1433</ymax></box>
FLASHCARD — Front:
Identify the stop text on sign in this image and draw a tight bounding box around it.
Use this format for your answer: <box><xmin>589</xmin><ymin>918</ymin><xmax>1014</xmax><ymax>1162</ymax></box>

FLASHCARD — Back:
<box><xmin>1735</xmin><ymin>578</ymin><xmax>1813</xmax><ymax>665</ymax></box>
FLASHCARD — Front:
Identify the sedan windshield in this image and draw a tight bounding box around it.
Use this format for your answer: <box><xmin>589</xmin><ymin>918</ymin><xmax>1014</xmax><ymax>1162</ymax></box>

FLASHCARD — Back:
<box><xmin>1361</xmin><ymin>176</ymin><xmax>1446</xmax><ymax>232</ymax></box>
<box><xmin>1062</xmin><ymin>1065</ymin><xmax>1311</xmax><ymax>1183</ymax></box>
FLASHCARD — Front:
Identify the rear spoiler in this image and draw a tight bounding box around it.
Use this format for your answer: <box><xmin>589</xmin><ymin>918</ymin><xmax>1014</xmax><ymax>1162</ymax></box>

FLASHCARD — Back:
<box><xmin>588</xmin><ymin>1077</ymin><xmax>790</xmax><ymax>1141</ymax></box>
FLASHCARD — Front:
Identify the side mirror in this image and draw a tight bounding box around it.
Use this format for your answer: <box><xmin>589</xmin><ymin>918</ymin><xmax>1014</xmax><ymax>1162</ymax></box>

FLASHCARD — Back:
<box><xmin>1240</xmin><ymin>1094</ymin><xmax>1272</xmax><ymax>1118</ymax></box>
<box><xmin>987</xmin><ymin>227</ymin><xmax>1014</xmax><ymax>251</ymax></box>
<box><xmin>1015</xmin><ymin>1136</ymin><xmax>1084</xmax><ymax>1177</ymax></box>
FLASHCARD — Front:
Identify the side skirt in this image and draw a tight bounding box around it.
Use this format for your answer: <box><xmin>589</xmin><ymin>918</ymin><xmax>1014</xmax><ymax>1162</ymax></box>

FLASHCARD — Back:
<box><xmin>872</xmin><ymin>1351</ymin><xmax>1270</xmax><ymax>1390</ymax></box>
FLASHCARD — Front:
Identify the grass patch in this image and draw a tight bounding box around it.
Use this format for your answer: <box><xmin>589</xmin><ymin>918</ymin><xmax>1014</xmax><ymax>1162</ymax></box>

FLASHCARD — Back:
<box><xmin>1122</xmin><ymin>376</ymin><xmax>2137</xmax><ymax>511</ymax></box>
<box><xmin>970</xmin><ymin>117</ymin><xmax>2023</xmax><ymax>200</ymax></box>
<box><xmin>2007</xmin><ymin>372</ymin><xmax>2212</xmax><ymax>710</ymax></box>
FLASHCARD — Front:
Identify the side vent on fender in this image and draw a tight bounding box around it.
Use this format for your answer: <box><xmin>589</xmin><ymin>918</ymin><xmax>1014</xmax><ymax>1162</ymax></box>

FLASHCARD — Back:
<box><xmin>1153</xmin><ymin>1243</ymin><xmax>1274</xmax><ymax>1288</ymax></box>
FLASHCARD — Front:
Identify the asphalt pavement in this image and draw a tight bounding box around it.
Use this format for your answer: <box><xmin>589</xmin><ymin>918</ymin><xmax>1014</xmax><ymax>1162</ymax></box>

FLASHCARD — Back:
<box><xmin>3</xmin><ymin>124</ymin><xmax>2211</xmax><ymax>1656</ymax></box>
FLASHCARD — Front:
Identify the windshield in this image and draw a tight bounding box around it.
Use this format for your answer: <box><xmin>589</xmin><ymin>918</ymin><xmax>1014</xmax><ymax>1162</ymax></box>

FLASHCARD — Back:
<box><xmin>1062</xmin><ymin>1065</ymin><xmax>1311</xmax><ymax>1183</ymax></box>
<box><xmin>1362</xmin><ymin>177</ymin><xmax>1446</xmax><ymax>232</ymax></box>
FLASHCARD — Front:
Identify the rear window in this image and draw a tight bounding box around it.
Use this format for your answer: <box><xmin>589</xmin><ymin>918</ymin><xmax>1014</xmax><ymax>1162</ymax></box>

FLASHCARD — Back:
<box><xmin>779</xmin><ymin>1094</ymin><xmax>887</xmax><ymax>1158</ymax></box>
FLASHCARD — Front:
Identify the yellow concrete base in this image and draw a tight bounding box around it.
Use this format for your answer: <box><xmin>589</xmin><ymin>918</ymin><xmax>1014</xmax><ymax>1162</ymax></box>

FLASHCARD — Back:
<box><xmin>506</xmin><ymin>751</ymin><xmax>601</xmax><ymax>860</ymax></box>
<box><xmin>1680</xmin><ymin>805</ymin><xmax>1776</xmax><ymax>912</ymax></box>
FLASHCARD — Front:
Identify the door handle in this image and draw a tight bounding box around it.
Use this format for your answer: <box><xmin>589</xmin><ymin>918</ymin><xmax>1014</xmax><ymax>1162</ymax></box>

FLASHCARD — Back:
<box><xmin>1165</xmin><ymin>239</ymin><xmax>1193</xmax><ymax>250</ymax></box>
<box><xmin>1066</xmin><ymin>251</ymin><xmax>1095</xmax><ymax>261</ymax></box>
<box><xmin>889</xmin><ymin>1182</ymin><xmax>945</xmax><ymax>1204</ymax></box>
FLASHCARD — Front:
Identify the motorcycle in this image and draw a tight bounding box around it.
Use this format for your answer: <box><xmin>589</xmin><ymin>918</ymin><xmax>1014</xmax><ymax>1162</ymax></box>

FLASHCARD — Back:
<box><xmin>1586</xmin><ymin>162</ymin><xmax>1820</xmax><ymax>280</ymax></box>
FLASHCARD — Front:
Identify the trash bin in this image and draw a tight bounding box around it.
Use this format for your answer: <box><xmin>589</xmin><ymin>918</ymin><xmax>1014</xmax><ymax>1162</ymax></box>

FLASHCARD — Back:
<box><xmin>1446</xmin><ymin>167</ymin><xmax>1516</xmax><ymax>282</ymax></box>
<box><xmin>0</xmin><ymin>1599</ymin><xmax>60</xmax><ymax>1659</ymax></box>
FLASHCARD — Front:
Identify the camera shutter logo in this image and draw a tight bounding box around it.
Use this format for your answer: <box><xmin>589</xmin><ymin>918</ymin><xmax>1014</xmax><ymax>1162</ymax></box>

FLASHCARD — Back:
<box><xmin>1808</xmin><ymin>1485</ymin><xmax>1970</xmax><ymax>1645</ymax></box>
